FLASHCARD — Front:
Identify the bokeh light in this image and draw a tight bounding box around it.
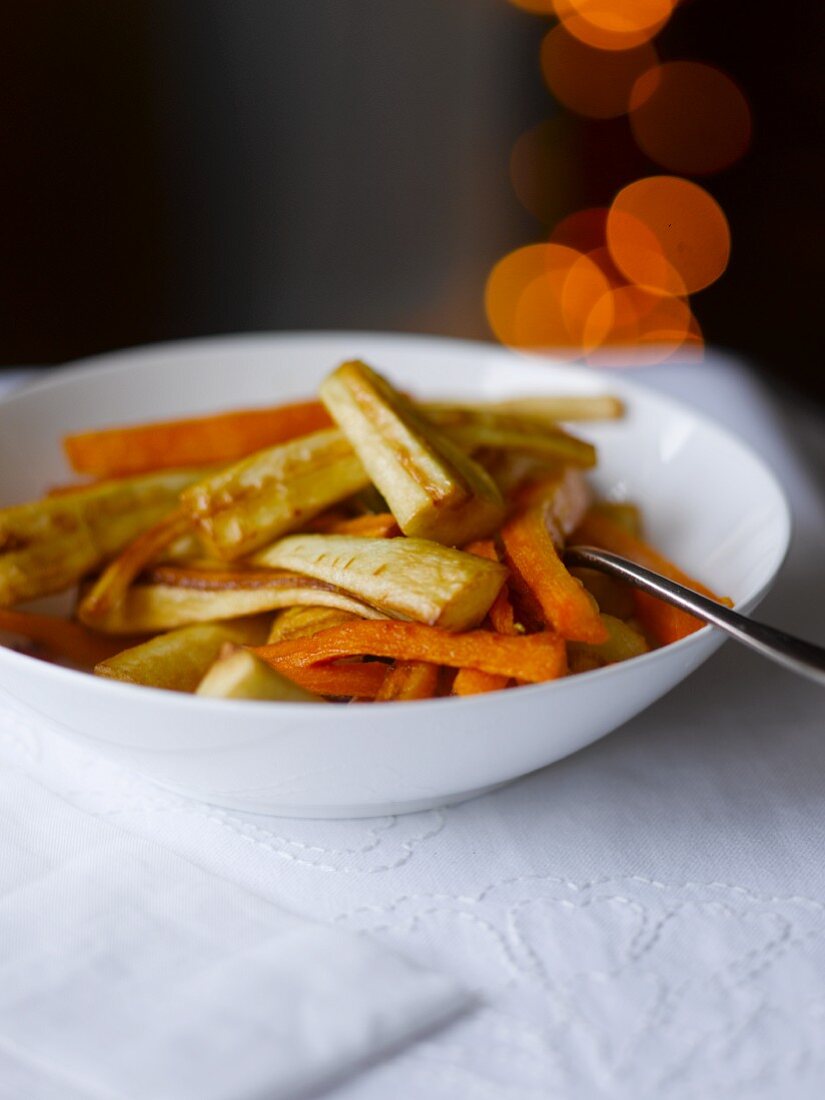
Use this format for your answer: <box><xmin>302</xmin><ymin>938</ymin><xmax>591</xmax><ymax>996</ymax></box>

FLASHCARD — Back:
<box><xmin>549</xmin><ymin>207</ymin><xmax>609</xmax><ymax>253</ymax></box>
<box><xmin>607</xmin><ymin>176</ymin><xmax>731</xmax><ymax>294</ymax></box>
<box><xmin>549</xmin><ymin>210</ymin><xmax>626</xmax><ymax>284</ymax></box>
<box><xmin>584</xmin><ymin>284</ymin><xmax>701</xmax><ymax>365</ymax></box>
<box><xmin>552</xmin><ymin>0</ymin><xmax>675</xmax><ymax>51</ymax></box>
<box><xmin>629</xmin><ymin>62</ymin><xmax>752</xmax><ymax>174</ymax></box>
<box><xmin>495</xmin><ymin>0</ymin><xmax>746</xmax><ymax>366</ymax></box>
<box><xmin>541</xmin><ymin>25</ymin><xmax>658</xmax><ymax>119</ymax></box>
<box><xmin>485</xmin><ymin>243</ymin><xmax>613</xmax><ymax>353</ymax></box>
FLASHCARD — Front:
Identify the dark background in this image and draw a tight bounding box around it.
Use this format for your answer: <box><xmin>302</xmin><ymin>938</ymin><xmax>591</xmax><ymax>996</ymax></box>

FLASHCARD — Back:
<box><xmin>2</xmin><ymin>1</ymin><xmax>823</xmax><ymax>402</ymax></box>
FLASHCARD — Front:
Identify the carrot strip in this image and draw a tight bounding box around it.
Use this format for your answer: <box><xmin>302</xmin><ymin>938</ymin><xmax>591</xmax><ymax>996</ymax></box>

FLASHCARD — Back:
<box><xmin>376</xmin><ymin>661</ymin><xmax>440</xmax><ymax>701</ymax></box>
<box><xmin>464</xmin><ymin>538</ymin><xmax>517</xmax><ymax>636</ymax></box>
<box><xmin>80</xmin><ymin>509</ymin><xmax>192</xmax><ymax>619</ymax></box>
<box><xmin>275</xmin><ymin>661</ymin><xmax>388</xmax><ymax>700</ymax></box>
<box><xmin>452</xmin><ymin>667</ymin><xmax>509</xmax><ymax>696</ymax></box>
<box><xmin>572</xmin><ymin>510</ymin><xmax>730</xmax><ymax>645</ymax></box>
<box><xmin>501</xmin><ymin>506</ymin><xmax>607</xmax><ymax>644</ymax></box>
<box><xmin>0</xmin><ymin>609</ymin><xmax>136</xmax><ymax>667</ymax></box>
<box><xmin>254</xmin><ymin>621</ymin><xmax>567</xmax><ymax>683</ymax></box>
<box><xmin>63</xmin><ymin>400</ymin><xmax>333</xmax><ymax>477</ymax></box>
<box><xmin>309</xmin><ymin>512</ymin><xmax>400</xmax><ymax>538</ymax></box>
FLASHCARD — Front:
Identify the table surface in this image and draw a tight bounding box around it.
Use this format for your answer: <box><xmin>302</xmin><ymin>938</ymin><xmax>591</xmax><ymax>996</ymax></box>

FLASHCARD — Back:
<box><xmin>1</xmin><ymin>354</ymin><xmax>824</xmax><ymax>1100</ymax></box>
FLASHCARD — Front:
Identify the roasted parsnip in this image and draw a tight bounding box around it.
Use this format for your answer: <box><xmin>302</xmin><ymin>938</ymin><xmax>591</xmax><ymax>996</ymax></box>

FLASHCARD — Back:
<box><xmin>448</xmin><ymin>394</ymin><xmax>623</xmax><ymax>421</ymax></box>
<box><xmin>255</xmin><ymin>533</ymin><xmax>507</xmax><ymax>631</ymax></box>
<box><xmin>567</xmin><ymin>614</ymin><xmax>649</xmax><ymax>666</ymax></box>
<box><xmin>181</xmin><ymin>428</ymin><xmax>370</xmax><ymax>559</ymax></box>
<box><xmin>196</xmin><ymin>645</ymin><xmax>323</xmax><ymax>702</ymax></box>
<box><xmin>0</xmin><ymin>468</ymin><xmax>201</xmax><ymax>607</ymax></box>
<box><xmin>79</xmin><ymin>566</ymin><xmax>384</xmax><ymax>634</ymax></box>
<box><xmin>94</xmin><ymin>619</ymin><xmax>270</xmax><ymax>691</ymax></box>
<box><xmin>436</xmin><ymin>417</ymin><xmax>596</xmax><ymax>468</ymax></box>
<box><xmin>267</xmin><ymin>605</ymin><xmax>360</xmax><ymax>644</ymax></box>
<box><xmin>320</xmin><ymin>360</ymin><xmax>504</xmax><ymax>545</ymax></box>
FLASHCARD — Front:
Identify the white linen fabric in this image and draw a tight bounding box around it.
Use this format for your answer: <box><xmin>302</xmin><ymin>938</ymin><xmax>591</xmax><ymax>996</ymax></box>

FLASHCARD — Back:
<box><xmin>0</xmin><ymin>725</ymin><xmax>467</xmax><ymax>1100</ymax></box>
<box><xmin>1</xmin><ymin>353</ymin><xmax>824</xmax><ymax>1100</ymax></box>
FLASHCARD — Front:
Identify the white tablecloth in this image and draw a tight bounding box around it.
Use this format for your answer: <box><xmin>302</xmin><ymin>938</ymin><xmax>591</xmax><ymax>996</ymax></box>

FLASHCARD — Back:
<box><xmin>1</xmin><ymin>352</ymin><xmax>824</xmax><ymax>1100</ymax></box>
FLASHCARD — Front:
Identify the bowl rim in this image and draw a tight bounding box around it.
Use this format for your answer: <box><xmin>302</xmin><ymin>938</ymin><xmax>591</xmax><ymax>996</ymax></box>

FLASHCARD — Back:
<box><xmin>0</xmin><ymin>330</ymin><xmax>792</xmax><ymax>716</ymax></box>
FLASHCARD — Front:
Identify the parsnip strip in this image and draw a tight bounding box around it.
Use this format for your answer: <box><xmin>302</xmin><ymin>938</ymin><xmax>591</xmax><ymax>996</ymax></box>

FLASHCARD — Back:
<box><xmin>80</xmin><ymin>567</ymin><xmax>384</xmax><ymax>634</ymax></box>
<box><xmin>267</xmin><ymin>606</ymin><xmax>360</xmax><ymax>644</ymax></box>
<box><xmin>320</xmin><ymin>360</ymin><xmax>505</xmax><ymax>546</ymax></box>
<box><xmin>181</xmin><ymin>428</ymin><xmax>370</xmax><ymax>559</ymax></box>
<box><xmin>254</xmin><ymin>534</ymin><xmax>507</xmax><ymax>632</ymax></box>
<box><xmin>457</xmin><ymin>394</ymin><xmax>624</xmax><ymax>421</ymax></box>
<box><xmin>196</xmin><ymin>646</ymin><xmax>323</xmax><ymax>702</ymax></box>
<box><xmin>94</xmin><ymin>619</ymin><xmax>271</xmax><ymax>692</ymax></box>
<box><xmin>80</xmin><ymin>509</ymin><xmax>193</xmax><ymax>620</ymax></box>
<box><xmin>567</xmin><ymin>614</ymin><xmax>649</xmax><ymax>667</ymax></box>
<box><xmin>0</xmin><ymin>468</ymin><xmax>202</xmax><ymax>606</ymax></box>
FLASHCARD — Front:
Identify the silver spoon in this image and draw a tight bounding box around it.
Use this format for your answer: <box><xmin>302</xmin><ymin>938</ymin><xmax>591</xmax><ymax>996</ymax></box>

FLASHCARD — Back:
<box><xmin>564</xmin><ymin>545</ymin><xmax>825</xmax><ymax>685</ymax></box>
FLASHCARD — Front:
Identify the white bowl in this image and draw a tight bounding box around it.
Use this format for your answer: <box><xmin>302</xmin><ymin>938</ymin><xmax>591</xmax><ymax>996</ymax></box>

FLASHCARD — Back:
<box><xmin>0</xmin><ymin>334</ymin><xmax>791</xmax><ymax>817</ymax></box>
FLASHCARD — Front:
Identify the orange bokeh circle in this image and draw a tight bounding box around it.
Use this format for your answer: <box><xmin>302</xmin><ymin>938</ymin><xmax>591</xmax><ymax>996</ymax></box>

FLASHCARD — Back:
<box><xmin>485</xmin><ymin>243</ymin><xmax>613</xmax><ymax>354</ymax></box>
<box><xmin>630</xmin><ymin>62</ymin><xmax>752</xmax><ymax>175</ymax></box>
<box><xmin>607</xmin><ymin>177</ymin><xmax>730</xmax><ymax>295</ymax></box>
<box><xmin>550</xmin><ymin>207</ymin><xmax>609</xmax><ymax>253</ymax></box>
<box><xmin>585</xmin><ymin>285</ymin><xmax>703</xmax><ymax>365</ymax></box>
<box><xmin>552</xmin><ymin>0</ymin><xmax>674</xmax><ymax>51</ymax></box>
<box><xmin>541</xmin><ymin>25</ymin><xmax>658</xmax><ymax>119</ymax></box>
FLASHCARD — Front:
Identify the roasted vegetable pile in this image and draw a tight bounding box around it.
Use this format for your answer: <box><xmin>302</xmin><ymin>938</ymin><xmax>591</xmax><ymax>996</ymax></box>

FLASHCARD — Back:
<box><xmin>0</xmin><ymin>361</ymin><xmax>724</xmax><ymax>701</ymax></box>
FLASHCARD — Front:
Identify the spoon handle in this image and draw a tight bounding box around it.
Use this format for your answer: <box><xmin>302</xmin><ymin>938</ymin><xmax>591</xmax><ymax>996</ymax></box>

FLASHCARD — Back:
<box><xmin>564</xmin><ymin>545</ymin><xmax>825</xmax><ymax>686</ymax></box>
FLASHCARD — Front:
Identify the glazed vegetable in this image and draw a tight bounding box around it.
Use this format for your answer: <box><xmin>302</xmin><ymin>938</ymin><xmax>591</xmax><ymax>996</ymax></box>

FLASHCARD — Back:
<box><xmin>255</xmin><ymin>620</ymin><xmax>568</xmax><ymax>684</ymax></box>
<box><xmin>95</xmin><ymin>619</ymin><xmax>270</xmax><ymax>691</ymax></box>
<box><xmin>181</xmin><ymin>428</ymin><xmax>370</xmax><ymax>559</ymax></box>
<box><xmin>79</xmin><ymin>565</ymin><xmax>383</xmax><ymax>634</ymax></box>
<box><xmin>64</xmin><ymin>400</ymin><xmax>333</xmax><ymax>477</ymax></box>
<box><xmin>0</xmin><ymin>468</ymin><xmax>201</xmax><ymax>606</ymax></box>
<box><xmin>320</xmin><ymin>360</ymin><xmax>505</xmax><ymax>546</ymax></box>
<box><xmin>196</xmin><ymin>645</ymin><xmax>323</xmax><ymax>702</ymax></box>
<box><xmin>501</xmin><ymin>504</ymin><xmax>608</xmax><ymax>644</ymax></box>
<box><xmin>255</xmin><ymin>533</ymin><xmax>507</xmax><ymax>631</ymax></box>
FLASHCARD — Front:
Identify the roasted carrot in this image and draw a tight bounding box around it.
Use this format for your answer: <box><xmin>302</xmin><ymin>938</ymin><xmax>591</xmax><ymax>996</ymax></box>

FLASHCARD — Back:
<box><xmin>308</xmin><ymin>512</ymin><xmax>401</xmax><ymax>538</ymax></box>
<box><xmin>276</xmin><ymin>661</ymin><xmax>388</xmax><ymax>700</ymax></box>
<box><xmin>571</xmin><ymin>510</ymin><xmax>730</xmax><ymax>645</ymax></box>
<box><xmin>63</xmin><ymin>400</ymin><xmax>333</xmax><ymax>477</ymax></box>
<box><xmin>455</xmin><ymin>541</ymin><xmax>516</xmax><ymax>694</ymax></box>
<box><xmin>501</xmin><ymin>506</ymin><xmax>607</xmax><ymax>644</ymax></box>
<box><xmin>452</xmin><ymin>667</ymin><xmax>509</xmax><ymax>695</ymax></box>
<box><xmin>254</xmin><ymin>621</ymin><xmax>567</xmax><ymax>683</ymax></box>
<box><xmin>0</xmin><ymin>608</ymin><xmax>136</xmax><ymax>667</ymax></box>
<box><xmin>376</xmin><ymin>660</ymin><xmax>440</xmax><ymax>701</ymax></box>
<box><xmin>80</xmin><ymin>509</ymin><xmax>193</xmax><ymax>620</ymax></box>
<box><xmin>464</xmin><ymin>538</ymin><xmax>518</xmax><ymax>636</ymax></box>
